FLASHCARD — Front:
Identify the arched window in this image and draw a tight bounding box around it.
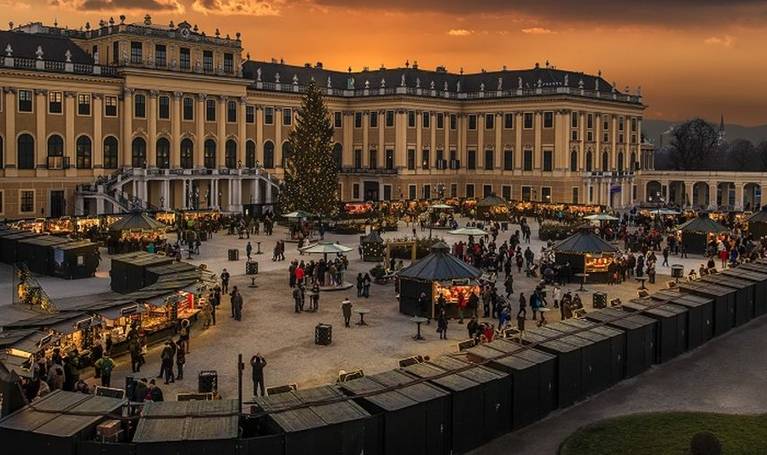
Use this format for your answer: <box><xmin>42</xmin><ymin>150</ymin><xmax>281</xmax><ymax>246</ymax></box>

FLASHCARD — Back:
<box><xmin>281</xmin><ymin>142</ymin><xmax>292</xmax><ymax>169</ymax></box>
<box><xmin>569</xmin><ymin>150</ymin><xmax>578</xmax><ymax>172</ymax></box>
<box><xmin>585</xmin><ymin>150</ymin><xmax>593</xmax><ymax>172</ymax></box>
<box><xmin>156</xmin><ymin>138</ymin><xmax>170</xmax><ymax>169</ymax></box>
<box><xmin>225</xmin><ymin>139</ymin><xmax>237</xmax><ymax>169</ymax></box>
<box><xmin>263</xmin><ymin>141</ymin><xmax>274</xmax><ymax>169</ymax></box>
<box><xmin>47</xmin><ymin>135</ymin><xmax>64</xmax><ymax>157</ymax></box>
<box><xmin>630</xmin><ymin>152</ymin><xmax>637</xmax><ymax>171</ymax></box>
<box><xmin>180</xmin><ymin>139</ymin><xmax>194</xmax><ymax>169</ymax></box>
<box><xmin>76</xmin><ymin>136</ymin><xmax>92</xmax><ymax>169</ymax></box>
<box><xmin>601</xmin><ymin>151</ymin><xmax>609</xmax><ymax>171</ymax></box>
<box><xmin>617</xmin><ymin>152</ymin><xmax>624</xmax><ymax>172</ymax></box>
<box><xmin>204</xmin><ymin>139</ymin><xmax>216</xmax><ymax>169</ymax></box>
<box><xmin>103</xmin><ymin>137</ymin><xmax>118</xmax><ymax>169</ymax></box>
<box><xmin>17</xmin><ymin>134</ymin><xmax>35</xmax><ymax>169</ymax></box>
<box><xmin>132</xmin><ymin>137</ymin><xmax>147</xmax><ymax>168</ymax></box>
<box><xmin>333</xmin><ymin>143</ymin><xmax>343</xmax><ymax>170</ymax></box>
<box><xmin>245</xmin><ymin>140</ymin><xmax>256</xmax><ymax>168</ymax></box>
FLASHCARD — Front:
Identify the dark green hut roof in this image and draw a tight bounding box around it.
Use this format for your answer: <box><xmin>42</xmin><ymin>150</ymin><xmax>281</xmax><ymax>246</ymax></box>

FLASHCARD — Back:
<box><xmin>109</xmin><ymin>212</ymin><xmax>166</xmax><ymax>232</ymax></box>
<box><xmin>398</xmin><ymin>242</ymin><xmax>481</xmax><ymax>281</ymax></box>
<box><xmin>476</xmin><ymin>193</ymin><xmax>507</xmax><ymax>207</ymax></box>
<box><xmin>678</xmin><ymin>212</ymin><xmax>729</xmax><ymax>234</ymax></box>
<box><xmin>554</xmin><ymin>230</ymin><xmax>619</xmax><ymax>254</ymax></box>
<box><xmin>748</xmin><ymin>206</ymin><xmax>767</xmax><ymax>223</ymax></box>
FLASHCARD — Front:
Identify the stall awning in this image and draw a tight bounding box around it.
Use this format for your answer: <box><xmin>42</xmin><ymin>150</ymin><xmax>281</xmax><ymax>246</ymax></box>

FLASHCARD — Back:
<box><xmin>132</xmin><ymin>399</ymin><xmax>240</xmax><ymax>442</ymax></box>
<box><xmin>398</xmin><ymin>242</ymin><xmax>482</xmax><ymax>282</ymax></box>
<box><xmin>678</xmin><ymin>212</ymin><xmax>729</xmax><ymax>234</ymax></box>
<box><xmin>109</xmin><ymin>211</ymin><xmax>166</xmax><ymax>232</ymax></box>
<box><xmin>554</xmin><ymin>230</ymin><xmax>619</xmax><ymax>254</ymax></box>
<box><xmin>0</xmin><ymin>389</ymin><xmax>124</xmax><ymax>437</ymax></box>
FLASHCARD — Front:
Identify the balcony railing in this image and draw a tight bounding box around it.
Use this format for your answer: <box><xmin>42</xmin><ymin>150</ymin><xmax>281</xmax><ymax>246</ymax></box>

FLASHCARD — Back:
<box><xmin>338</xmin><ymin>166</ymin><xmax>398</xmax><ymax>176</ymax></box>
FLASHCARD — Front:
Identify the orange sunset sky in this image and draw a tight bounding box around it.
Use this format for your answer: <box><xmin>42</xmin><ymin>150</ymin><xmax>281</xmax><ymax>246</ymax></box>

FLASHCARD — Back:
<box><xmin>5</xmin><ymin>0</ymin><xmax>767</xmax><ymax>125</ymax></box>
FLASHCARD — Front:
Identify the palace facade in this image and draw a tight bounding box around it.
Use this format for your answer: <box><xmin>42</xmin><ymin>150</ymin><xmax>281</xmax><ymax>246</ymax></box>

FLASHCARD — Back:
<box><xmin>0</xmin><ymin>15</ymin><xmax>648</xmax><ymax>220</ymax></box>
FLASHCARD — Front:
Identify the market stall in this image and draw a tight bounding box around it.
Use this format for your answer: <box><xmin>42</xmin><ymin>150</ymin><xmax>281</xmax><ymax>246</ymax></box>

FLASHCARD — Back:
<box><xmin>50</xmin><ymin>240</ymin><xmax>100</xmax><ymax>279</ymax></box>
<box><xmin>109</xmin><ymin>251</ymin><xmax>175</xmax><ymax>294</ymax></box>
<box><xmin>2</xmin><ymin>312</ymin><xmax>103</xmax><ymax>369</ymax></box>
<box><xmin>398</xmin><ymin>242</ymin><xmax>482</xmax><ymax>319</ymax></box>
<box><xmin>748</xmin><ymin>206</ymin><xmax>767</xmax><ymax>239</ymax></box>
<box><xmin>428</xmin><ymin>203</ymin><xmax>456</xmax><ymax>229</ymax></box>
<box><xmin>107</xmin><ymin>211</ymin><xmax>168</xmax><ymax>254</ymax></box>
<box><xmin>553</xmin><ymin>229</ymin><xmax>619</xmax><ymax>283</ymax></box>
<box><xmin>359</xmin><ymin>230</ymin><xmax>385</xmax><ymax>262</ymax></box>
<box><xmin>677</xmin><ymin>212</ymin><xmax>729</xmax><ymax>255</ymax></box>
<box><xmin>476</xmin><ymin>194</ymin><xmax>509</xmax><ymax>221</ymax></box>
<box><xmin>0</xmin><ymin>230</ymin><xmax>44</xmax><ymax>264</ymax></box>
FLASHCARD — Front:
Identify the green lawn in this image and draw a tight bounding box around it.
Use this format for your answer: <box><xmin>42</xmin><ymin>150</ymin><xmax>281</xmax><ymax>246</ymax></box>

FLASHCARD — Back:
<box><xmin>559</xmin><ymin>412</ymin><xmax>767</xmax><ymax>455</ymax></box>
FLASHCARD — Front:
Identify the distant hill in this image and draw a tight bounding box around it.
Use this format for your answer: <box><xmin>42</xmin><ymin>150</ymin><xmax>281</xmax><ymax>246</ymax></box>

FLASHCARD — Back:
<box><xmin>644</xmin><ymin>119</ymin><xmax>767</xmax><ymax>147</ymax></box>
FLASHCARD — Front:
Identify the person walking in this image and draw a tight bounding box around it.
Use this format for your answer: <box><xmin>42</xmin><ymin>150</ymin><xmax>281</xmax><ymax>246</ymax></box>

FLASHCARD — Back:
<box><xmin>246</xmin><ymin>241</ymin><xmax>253</xmax><ymax>260</ymax></box>
<box><xmin>437</xmin><ymin>310</ymin><xmax>448</xmax><ymax>340</ymax></box>
<box><xmin>293</xmin><ymin>285</ymin><xmax>303</xmax><ymax>313</ymax></box>
<box><xmin>341</xmin><ymin>297</ymin><xmax>353</xmax><ymax>328</ymax></box>
<box><xmin>159</xmin><ymin>341</ymin><xmax>175</xmax><ymax>384</ymax></box>
<box><xmin>175</xmin><ymin>340</ymin><xmax>186</xmax><ymax>381</ymax></box>
<box><xmin>504</xmin><ymin>274</ymin><xmax>514</xmax><ymax>298</ymax></box>
<box><xmin>250</xmin><ymin>353</ymin><xmax>267</xmax><ymax>397</ymax></box>
<box><xmin>362</xmin><ymin>273</ymin><xmax>371</xmax><ymax>298</ymax></box>
<box><xmin>518</xmin><ymin>293</ymin><xmax>527</xmax><ymax>319</ymax></box>
<box><xmin>356</xmin><ymin>273</ymin><xmax>364</xmax><ymax>298</ymax></box>
<box><xmin>94</xmin><ymin>354</ymin><xmax>115</xmax><ymax>388</ymax></box>
<box><xmin>231</xmin><ymin>287</ymin><xmax>243</xmax><ymax>321</ymax></box>
<box><xmin>221</xmin><ymin>269</ymin><xmax>230</xmax><ymax>294</ymax></box>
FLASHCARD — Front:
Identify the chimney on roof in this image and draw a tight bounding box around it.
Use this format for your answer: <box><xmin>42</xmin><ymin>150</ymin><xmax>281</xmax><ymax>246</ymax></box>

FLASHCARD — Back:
<box><xmin>316</xmin><ymin>62</ymin><xmax>323</xmax><ymax>69</ymax></box>
<box><xmin>304</xmin><ymin>63</ymin><xmax>311</xmax><ymax>68</ymax></box>
<box><xmin>412</xmin><ymin>60</ymin><xmax>418</xmax><ymax>69</ymax></box>
<box><xmin>436</xmin><ymin>65</ymin><xmax>446</xmax><ymax>73</ymax></box>
<box><xmin>363</xmin><ymin>66</ymin><xmax>369</xmax><ymax>72</ymax></box>
<box><xmin>535</xmin><ymin>62</ymin><xmax>540</xmax><ymax>69</ymax></box>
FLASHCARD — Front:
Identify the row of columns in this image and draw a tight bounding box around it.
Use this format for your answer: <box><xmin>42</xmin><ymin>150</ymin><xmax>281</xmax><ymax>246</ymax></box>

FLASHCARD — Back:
<box><xmin>585</xmin><ymin>177</ymin><xmax>634</xmax><ymax>208</ymax></box>
<box><xmin>121</xmin><ymin>176</ymin><xmax>274</xmax><ymax>213</ymax></box>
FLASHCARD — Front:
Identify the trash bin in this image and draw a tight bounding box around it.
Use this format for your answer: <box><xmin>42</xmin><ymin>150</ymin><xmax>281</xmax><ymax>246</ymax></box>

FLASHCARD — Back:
<box><xmin>198</xmin><ymin>370</ymin><xmax>218</xmax><ymax>393</ymax></box>
<box><xmin>593</xmin><ymin>291</ymin><xmax>608</xmax><ymax>309</ymax></box>
<box><xmin>315</xmin><ymin>323</ymin><xmax>332</xmax><ymax>345</ymax></box>
<box><xmin>671</xmin><ymin>264</ymin><xmax>684</xmax><ymax>280</ymax></box>
<box><xmin>228</xmin><ymin>249</ymin><xmax>239</xmax><ymax>261</ymax></box>
<box><xmin>246</xmin><ymin>261</ymin><xmax>258</xmax><ymax>275</ymax></box>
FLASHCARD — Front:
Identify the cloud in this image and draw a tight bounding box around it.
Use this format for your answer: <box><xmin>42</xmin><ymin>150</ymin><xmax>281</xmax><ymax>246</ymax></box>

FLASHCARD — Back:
<box><xmin>704</xmin><ymin>35</ymin><xmax>735</xmax><ymax>47</ymax></box>
<box><xmin>53</xmin><ymin>0</ymin><xmax>183</xmax><ymax>11</ymax></box>
<box><xmin>0</xmin><ymin>0</ymin><xmax>31</xmax><ymax>8</ymax></box>
<box><xmin>309</xmin><ymin>0</ymin><xmax>767</xmax><ymax>27</ymax></box>
<box><xmin>447</xmin><ymin>28</ymin><xmax>473</xmax><ymax>36</ymax></box>
<box><xmin>192</xmin><ymin>0</ymin><xmax>283</xmax><ymax>15</ymax></box>
<box><xmin>521</xmin><ymin>27</ymin><xmax>554</xmax><ymax>34</ymax></box>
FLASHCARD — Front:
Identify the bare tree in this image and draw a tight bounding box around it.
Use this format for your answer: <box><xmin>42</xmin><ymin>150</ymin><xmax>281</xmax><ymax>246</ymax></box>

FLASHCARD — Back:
<box><xmin>758</xmin><ymin>141</ymin><xmax>767</xmax><ymax>171</ymax></box>
<box><xmin>727</xmin><ymin>139</ymin><xmax>757</xmax><ymax>171</ymax></box>
<box><xmin>667</xmin><ymin>118</ymin><xmax>719</xmax><ymax>170</ymax></box>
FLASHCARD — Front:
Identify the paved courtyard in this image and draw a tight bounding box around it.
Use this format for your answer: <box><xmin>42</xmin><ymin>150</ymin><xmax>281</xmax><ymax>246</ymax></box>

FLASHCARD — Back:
<box><xmin>0</xmin><ymin>218</ymin><xmax>733</xmax><ymax>405</ymax></box>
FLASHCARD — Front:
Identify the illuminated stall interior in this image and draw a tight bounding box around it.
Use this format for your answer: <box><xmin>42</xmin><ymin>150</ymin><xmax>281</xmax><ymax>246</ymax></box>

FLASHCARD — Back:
<box><xmin>398</xmin><ymin>242</ymin><xmax>482</xmax><ymax>319</ymax></box>
<box><xmin>553</xmin><ymin>229</ymin><xmax>619</xmax><ymax>283</ymax></box>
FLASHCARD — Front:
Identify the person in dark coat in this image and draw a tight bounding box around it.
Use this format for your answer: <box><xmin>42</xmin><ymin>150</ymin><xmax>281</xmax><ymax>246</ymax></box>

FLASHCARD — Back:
<box><xmin>231</xmin><ymin>287</ymin><xmax>243</xmax><ymax>321</ymax></box>
<box><xmin>250</xmin><ymin>353</ymin><xmax>267</xmax><ymax>397</ymax></box>
<box><xmin>159</xmin><ymin>341</ymin><xmax>175</xmax><ymax>384</ymax></box>
<box><xmin>175</xmin><ymin>340</ymin><xmax>186</xmax><ymax>381</ymax></box>
<box><xmin>437</xmin><ymin>310</ymin><xmax>448</xmax><ymax>340</ymax></box>
<box><xmin>342</xmin><ymin>297</ymin><xmax>353</xmax><ymax>327</ymax></box>
<box><xmin>221</xmin><ymin>269</ymin><xmax>230</xmax><ymax>294</ymax></box>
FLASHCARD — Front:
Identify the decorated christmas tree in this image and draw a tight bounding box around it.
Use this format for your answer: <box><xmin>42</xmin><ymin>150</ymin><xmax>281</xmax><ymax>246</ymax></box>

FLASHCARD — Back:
<box><xmin>278</xmin><ymin>82</ymin><xmax>338</xmax><ymax>217</ymax></box>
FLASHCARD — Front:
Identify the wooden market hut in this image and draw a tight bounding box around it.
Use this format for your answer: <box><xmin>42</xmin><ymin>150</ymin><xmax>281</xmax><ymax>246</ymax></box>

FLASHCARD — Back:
<box><xmin>360</xmin><ymin>230</ymin><xmax>385</xmax><ymax>262</ymax></box>
<box><xmin>553</xmin><ymin>229</ymin><xmax>619</xmax><ymax>283</ymax></box>
<box><xmin>747</xmin><ymin>206</ymin><xmax>767</xmax><ymax>239</ymax></box>
<box><xmin>398</xmin><ymin>242</ymin><xmax>482</xmax><ymax>319</ymax></box>
<box><xmin>678</xmin><ymin>212</ymin><xmax>729</xmax><ymax>255</ymax></box>
<box><xmin>476</xmin><ymin>194</ymin><xmax>509</xmax><ymax>221</ymax></box>
<box><xmin>108</xmin><ymin>211</ymin><xmax>167</xmax><ymax>253</ymax></box>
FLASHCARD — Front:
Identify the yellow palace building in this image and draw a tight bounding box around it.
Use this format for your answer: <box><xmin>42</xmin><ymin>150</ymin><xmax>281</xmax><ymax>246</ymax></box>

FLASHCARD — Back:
<box><xmin>0</xmin><ymin>15</ymin><xmax>647</xmax><ymax>220</ymax></box>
